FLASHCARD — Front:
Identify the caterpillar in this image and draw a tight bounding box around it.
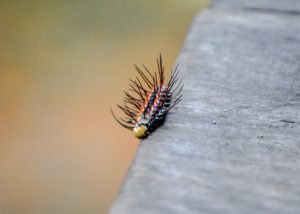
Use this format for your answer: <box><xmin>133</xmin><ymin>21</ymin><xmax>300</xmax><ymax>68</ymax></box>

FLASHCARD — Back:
<box><xmin>111</xmin><ymin>54</ymin><xmax>183</xmax><ymax>139</ymax></box>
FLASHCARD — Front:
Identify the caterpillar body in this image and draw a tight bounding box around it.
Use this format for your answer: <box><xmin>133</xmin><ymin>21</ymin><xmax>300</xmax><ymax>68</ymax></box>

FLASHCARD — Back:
<box><xmin>111</xmin><ymin>55</ymin><xmax>183</xmax><ymax>139</ymax></box>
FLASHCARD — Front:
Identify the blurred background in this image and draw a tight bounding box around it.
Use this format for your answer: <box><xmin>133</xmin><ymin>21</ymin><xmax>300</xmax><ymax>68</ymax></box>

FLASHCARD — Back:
<box><xmin>0</xmin><ymin>0</ymin><xmax>208</xmax><ymax>213</ymax></box>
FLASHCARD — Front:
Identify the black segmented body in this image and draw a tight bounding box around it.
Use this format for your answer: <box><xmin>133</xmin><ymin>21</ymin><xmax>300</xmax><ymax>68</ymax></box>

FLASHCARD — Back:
<box><xmin>111</xmin><ymin>55</ymin><xmax>183</xmax><ymax>139</ymax></box>
<box><xmin>145</xmin><ymin>87</ymin><xmax>171</xmax><ymax>134</ymax></box>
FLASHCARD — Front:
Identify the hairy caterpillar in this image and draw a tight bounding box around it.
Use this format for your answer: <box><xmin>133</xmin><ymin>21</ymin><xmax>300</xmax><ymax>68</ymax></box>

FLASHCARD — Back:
<box><xmin>111</xmin><ymin>55</ymin><xmax>183</xmax><ymax>139</ymax></box>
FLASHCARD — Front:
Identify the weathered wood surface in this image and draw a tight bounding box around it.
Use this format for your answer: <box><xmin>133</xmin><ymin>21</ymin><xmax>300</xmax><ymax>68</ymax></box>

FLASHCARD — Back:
<box><xmin>212</xmin><ymin>0</ymin><xmax>300</xmax><ymax>14</ymax></box>
<box><xmin>110</xmin><ymin>1</ymin><xmax>300</xmax><ymax>213</ymax></box>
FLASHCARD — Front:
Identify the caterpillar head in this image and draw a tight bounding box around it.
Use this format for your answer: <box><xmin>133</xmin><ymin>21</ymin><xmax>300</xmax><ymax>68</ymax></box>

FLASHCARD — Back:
<box><xmin>133</xmin><ymin>125</ymin><xmax>147</xmax><ymax>138</ymax></box>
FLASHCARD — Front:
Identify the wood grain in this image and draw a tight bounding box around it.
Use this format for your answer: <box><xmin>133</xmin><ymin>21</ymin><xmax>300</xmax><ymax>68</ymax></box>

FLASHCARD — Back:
<box><xmin>111</xmin><ymin>1</ymin><xmax>300</xmax><ymax>213</ymax></box>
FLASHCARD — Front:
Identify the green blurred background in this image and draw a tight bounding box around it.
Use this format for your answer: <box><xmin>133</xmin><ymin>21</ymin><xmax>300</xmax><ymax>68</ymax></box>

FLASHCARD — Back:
<box><xmin>0</xmin><ymin>0</ymin><xmax>208</xmax><ymax>213</ymax></box>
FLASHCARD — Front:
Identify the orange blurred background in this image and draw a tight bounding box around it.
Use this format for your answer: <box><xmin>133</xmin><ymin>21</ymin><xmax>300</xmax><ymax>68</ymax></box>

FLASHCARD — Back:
<box><xmin>0</xmin><ymin>1</ymin><xmax>208</xmax><ymax>213</ymax></box>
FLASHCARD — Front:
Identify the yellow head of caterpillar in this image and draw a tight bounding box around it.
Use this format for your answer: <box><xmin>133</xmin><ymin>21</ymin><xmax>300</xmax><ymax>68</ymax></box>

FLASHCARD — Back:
<box><xmin>133</xmin><ymin>125</ymin><xmax>147</xmax><ymax>138</ymax></box>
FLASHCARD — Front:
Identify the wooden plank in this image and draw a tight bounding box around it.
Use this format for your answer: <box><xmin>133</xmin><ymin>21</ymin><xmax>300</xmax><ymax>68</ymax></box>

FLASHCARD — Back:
<box><xmin>211</xmin><ymin>0</ymin><xmax>300</xmax><ymax>14</ymax></box>
<box><xmin>110</xmin><ymin>2</ymin><xmax>300</xmax><ymax>214</ymax></box>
